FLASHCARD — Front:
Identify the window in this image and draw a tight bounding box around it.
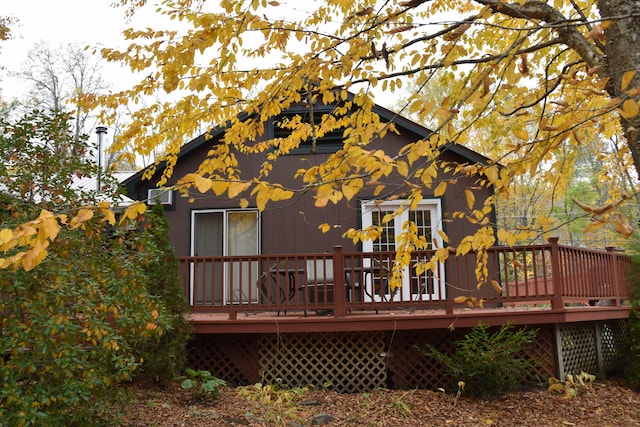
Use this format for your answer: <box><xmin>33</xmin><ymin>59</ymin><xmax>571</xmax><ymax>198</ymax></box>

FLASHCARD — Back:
<box><xmin>147</xmin><ymin>188</ymin><xmax>173</xmax><ymax>206</ymax></box>
<box><xmin>361</xmin><ymin>199</ymin><xmax>446</xmax><ymax>301</ymax></box>
<box><xmin>190</xmin><ymin>209</ymin><xmax>260</xmax><ymax>305</ymax></box>
<box><xmin>272</xmin><ymin>109</ymin><xmax>345</xmax><ymax>154</ymax></box>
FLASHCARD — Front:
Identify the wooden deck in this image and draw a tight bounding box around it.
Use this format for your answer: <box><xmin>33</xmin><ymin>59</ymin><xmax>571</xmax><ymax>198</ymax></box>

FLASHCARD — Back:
<box><xmin>189</xmin><ymin>305</ymin><xmax>630</xmax><ymax>334</ymax></box>
<box><xmin>180</xmin><ymin>238</ymin><xmax>632</xmax><ymax>334</ymax></box>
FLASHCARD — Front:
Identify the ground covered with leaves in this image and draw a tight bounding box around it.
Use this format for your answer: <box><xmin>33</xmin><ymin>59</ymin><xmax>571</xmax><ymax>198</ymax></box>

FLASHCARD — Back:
<box><xmin>116</xmin><ymin>378</ymin><xmax>640</xmax><ymax>426</ymax></box>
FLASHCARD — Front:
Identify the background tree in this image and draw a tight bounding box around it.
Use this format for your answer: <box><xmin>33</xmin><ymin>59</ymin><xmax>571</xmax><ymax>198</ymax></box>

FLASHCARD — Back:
<box><xmin>7</xmin><ymin>0</ymin><xmax>640</xmax><ymax>274</ymax></box>
<box><xmin>93</xmin><ymin>1</ymin><xmax>639</xmax><ymax>251</ymax></box>
<box><xmin>16</xmin><ymin>41</ymin><xmax>108</xmax><ymax>136</ymax></box>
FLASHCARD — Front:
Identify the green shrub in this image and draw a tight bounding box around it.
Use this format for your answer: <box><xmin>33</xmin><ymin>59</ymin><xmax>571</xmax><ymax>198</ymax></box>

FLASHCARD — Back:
<box><xmin>624</xmin><ymin>253</ymin><xmax>640</xmax><ymax>390</ymax></box>
<box><xmin>134</xmin><ymin>203</ymin><xmax>192</xmax><ymax>384</ymax></box>
<box><xmin>0</xmin><ymin>111</ymin><xmax>169</xmax><ymax>425</ymax></box>
<box><xmin>625</xmin><ymin>305</ymin><xmax>640</xmax><ymax>390</ymax></box>
<box><xmin>0</xmin><ymin>222</ymin><xmax>168</xmax><ymax>425</ymax></box>
<box><xmin>418</xmin><ymin>322</ymin><xmax>538</xmax><ymax>399</ymax></box>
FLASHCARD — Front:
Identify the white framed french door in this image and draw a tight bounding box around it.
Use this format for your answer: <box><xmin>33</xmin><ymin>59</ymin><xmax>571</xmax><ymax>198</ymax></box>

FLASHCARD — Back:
<box><xmin>361</xmin><ymin>199</ymin><xmax>445</xmax><ymax>301</ymax></box>
<box><xmin>190</xmin><ymin>209</ymin><xmax>260</xmax><ymax>305</ymax></box>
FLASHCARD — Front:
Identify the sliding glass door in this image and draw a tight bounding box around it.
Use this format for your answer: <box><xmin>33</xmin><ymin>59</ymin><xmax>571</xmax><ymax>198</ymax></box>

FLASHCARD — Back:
<box><xmin>191</xmin><ymin>209</ymin><xmax>259</xmax><ymax>305</ymax></box>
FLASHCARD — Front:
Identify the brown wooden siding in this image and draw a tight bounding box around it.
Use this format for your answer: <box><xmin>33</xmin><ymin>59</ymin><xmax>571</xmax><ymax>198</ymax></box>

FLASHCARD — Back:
<box><xmin>137</xmin><ymin>128</ymin><xmax>492</xmax><ymax>257</ymax></box>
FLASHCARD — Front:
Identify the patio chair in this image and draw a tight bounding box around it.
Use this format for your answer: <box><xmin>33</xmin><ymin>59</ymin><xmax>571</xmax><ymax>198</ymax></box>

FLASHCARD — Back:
<box><xmin>258</xmin><ymin>266</ymin><xmax>289</xmax><ymax>315</ymax></box>
<box><xmin>304</xmin><ymin>259</ymin><xmax>336</xmax><ymax>315</ymax></box>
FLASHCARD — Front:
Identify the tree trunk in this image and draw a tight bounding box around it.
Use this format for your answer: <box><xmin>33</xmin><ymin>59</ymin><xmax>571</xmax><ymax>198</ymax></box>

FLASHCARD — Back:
<box><xmin>598</xmin><ymin>0</ymin><xmax>640</xmax><ymax>179</ymax></box>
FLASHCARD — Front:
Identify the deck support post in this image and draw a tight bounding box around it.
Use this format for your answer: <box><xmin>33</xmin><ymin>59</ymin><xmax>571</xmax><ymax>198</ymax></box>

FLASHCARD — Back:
<box><xmin>332</xmin><ymin>245</ymin><xmax>347</xmax><ymax>317</ymax></box>
<box><xmin>549</xmin><ymin>237</ymin><xmax>564</xmax><ymax>310</ymax></box>
<box><xmin>606</xmin><ymin>246</ymin><xmax>621</xmax><ymax>306</ymax></box>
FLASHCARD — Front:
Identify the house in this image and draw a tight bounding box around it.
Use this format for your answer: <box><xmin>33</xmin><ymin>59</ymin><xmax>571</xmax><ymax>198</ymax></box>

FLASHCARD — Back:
<box><xmin>123</xmin><ymin>96</ymin><xmax>631</xmax><ymax>392</ymax></box>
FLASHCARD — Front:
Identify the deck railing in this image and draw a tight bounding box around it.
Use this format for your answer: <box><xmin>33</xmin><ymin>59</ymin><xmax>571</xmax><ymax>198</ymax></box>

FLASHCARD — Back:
<box><xmin>178</xmin><ymin>238</ymin><xmax>632</xmax><ymax>319</ymax></box>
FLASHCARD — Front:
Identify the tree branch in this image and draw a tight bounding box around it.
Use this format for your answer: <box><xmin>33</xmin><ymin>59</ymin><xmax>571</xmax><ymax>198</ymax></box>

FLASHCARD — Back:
<box><xmin>473</xmin><ymin>0</ymin><xmax>606</xmax><ymax>70</ymax></box>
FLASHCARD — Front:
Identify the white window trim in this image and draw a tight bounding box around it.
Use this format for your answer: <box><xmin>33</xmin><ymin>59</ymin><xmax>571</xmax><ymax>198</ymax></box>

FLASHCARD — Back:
<box><xmin>189</xmin><ymin>209</ymin><xmax>261</xmax><ymax>305</ymax></box>
<box><xmin>360</xmin><ymin>198</ymin><xmax>445</xmax><ymax>301</ymax></box>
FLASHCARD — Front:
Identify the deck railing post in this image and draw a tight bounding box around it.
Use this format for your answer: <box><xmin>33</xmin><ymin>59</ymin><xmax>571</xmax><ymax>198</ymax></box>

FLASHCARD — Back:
<box><xmin>606</xmin><ymin>246</ymin><xmax>621</xmax><ymax>306</ymax></box>
<box><xmin>548</xmin><ymin>237</ymin><xmax>564</xmax><ymax>310</ymax></box>
<box><xmin>332</xmin><ymin>245</ymin><xmax>347</xmax><ymax>317</ymax></box>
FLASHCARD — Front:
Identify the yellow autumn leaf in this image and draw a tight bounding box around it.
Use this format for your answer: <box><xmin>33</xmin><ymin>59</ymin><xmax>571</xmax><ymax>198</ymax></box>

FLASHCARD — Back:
<box><xmin>70</xmin><ymin>208</ymin><xmax>95</xmax><ymax>229</ymax></box>
<box><xmin>513</xmin><ymin>129</ymin><xmax>529</xmax><ymax>141</ymax></box>
<box><xmin>101</xmin><ymin>208</ymin><xmax>116</xmax><ymax>225</ymax></box>
<box><xmin>614</xmin><ymin>214</ymin><xmax>633</xmax><ymax>238</ymax></box>
<box><xmin>0</xmin><ymin>228</ymin><xmax>13</xmax><ymax>246</ymax></box>
<box><xmin>271</xmin><ymin>187</ymin><xmax>294</xmax><ymax>201</ymax></box>
<box><xmin>22</xmin><ymin>242</ymin><xmax>48</xmax><ymax>272</ymax></box>
<box><xmin>228</xmin><ymin>181</ymin><xmax>249</xmax><ymax>198</ymax></box>
<box><xmin>483</xmin><ymin>165</ymin><xmax>499</xmax><ymax>184</ymax></box>
<box><xmin>456</xmin><ymin>239</ymin><xmax>471</xmax><ymax>256</ymax></box>
<box><xmin>497</xmin><ymin>229</ymin><xmax>511</xmax><ymax>244</ymax></box>
<box><xmin>490</xmin><ymin>280</ymin><xmax>502</xmax><ymax>294</ymax></box>
<box><xmin>40</xmin><ymin>217</ymin><xmax>61</xmax><ymax>241</ymax></box>
<box><xmin>584</xmin><ymin>218</ymin><xmax>606</xmax><ymax>234</ymax></box>
<box><xmin>396</xmin><ymin>160</ymin><xmax>409</xmax><ymax>177</ymax></box>
<box><xmin>454</xmin><ymin>296</ymin><xmax>468</xmax><ymax>304</ymax></box>
<box><xmin>251</xmin><ymin>184</ymin><xmax>275</xmax><ymax>211</ymax></box>
<box><xmin>465</xmin><ymin>189</ymin><xmax>475</xmax><ymax>210</ymax></box>
<box><xmin>620</xmin><ymin>99</ymin><xmax>639</xmax><ymax>118</ymax></box>
<box><xmin>120</xmin><ymin>203</ymin><xmax>146</xmax><ymax>223</ymax></box>
<box><xmin>319</xmin><ymin>223</ymin><xmax>331</xmax><ymax>233</ymax></box>
<box><xmin>193</xmin><ymin>175</ymin><xmax>212</xmax><ymax>193</ymax></box>
<box><xmin>548</xmin><ymin>382</ymin><xmax>564</xmax><ymax>393</ymax></box>
<box><xmin>208</xmin><ymin>181</ymin><xmax>226</xmax><ymax>196</ymax></box>
<box><xmin>342</xmin><ymin>183</ymin><xmax>358</xmax><ymax>201</ymax></box>
<box><xmin>622</xmin><ymin>70</ymin><xmax>636</xmax><ymax>91</ymax></box>
<box><xmin>434</xmin><ymin>181</ymin><xmax>447</xmax><ymax>197</ymax></box>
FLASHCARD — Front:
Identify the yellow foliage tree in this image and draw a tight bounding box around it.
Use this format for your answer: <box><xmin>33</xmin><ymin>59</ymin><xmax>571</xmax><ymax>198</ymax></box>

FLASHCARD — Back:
<box><xmin>5</xmin><ymin>0</ymin><xmax>640</xmax><ymax>272</ymax></box>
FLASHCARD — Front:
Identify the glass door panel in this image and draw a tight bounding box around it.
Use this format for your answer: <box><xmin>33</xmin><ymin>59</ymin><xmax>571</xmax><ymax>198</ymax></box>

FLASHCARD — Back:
<box><xmin>227</xmin><ymin>211</ymin><xmax>259</xmax><ymax>304</ymax></box>
<box><xmin>191</xmin><ymin>210</ymin><xmax>259</xmax><ymax>305</ymax></box>
<box><xmin>192</xmin><ymin>211</ymin><xmax>223</xmax><ymax>305</ymax></box>
<box><xmin>361</xmin><ymin>200</ymin><xmax>445</xmax><ymax>301</ymax></box>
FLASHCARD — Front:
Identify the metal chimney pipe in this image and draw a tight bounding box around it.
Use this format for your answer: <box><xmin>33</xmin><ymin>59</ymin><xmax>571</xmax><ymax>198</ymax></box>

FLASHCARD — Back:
<box><xmin>96</xmin><ymin>126</ymin><xmax>108</xmax><ymax>192</ymax></box>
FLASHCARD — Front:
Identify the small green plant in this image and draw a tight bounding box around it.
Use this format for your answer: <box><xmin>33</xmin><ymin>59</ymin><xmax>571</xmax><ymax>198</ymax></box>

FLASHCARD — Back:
<box><xmin>418</xmin><ymin>322</ymin><xmax>538</xmax><ymax>399</ymax></box>
<box><xmin>548</xmin><ymin>371</ymin><xmax>595</xmax><ymax>398</ymax></box>
<box><xmin>237</xmin><ymin>380</ymin><xmax>307</xmax><ymax>426</ymax></box>
<box><xmin>181</xmin><ymin>369</ymin><xmax>226</xmax><ymax>398</ymax></box>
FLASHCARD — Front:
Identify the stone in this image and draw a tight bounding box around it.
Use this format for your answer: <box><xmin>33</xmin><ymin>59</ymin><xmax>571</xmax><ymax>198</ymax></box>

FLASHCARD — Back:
<box><xmin>311</xmin><ymin>413</ymin><xmax>334</xmax><ymax>425</ymax></box>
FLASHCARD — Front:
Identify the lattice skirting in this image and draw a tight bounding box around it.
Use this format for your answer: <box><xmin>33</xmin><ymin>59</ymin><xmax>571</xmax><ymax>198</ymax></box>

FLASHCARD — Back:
<box><xmin>556</xmin><ymin>319</ymin><xmax>627</xmax><ymax>380</ymax></box>
<box><xmin>187</xmin><ymin>324</ymin><xmax>564</xmax><ymax>392</ymax></box>
<box><xmin>259</xmin><ymin>332</ymin><xmax>386</xmax><ymax>393</ymax></box>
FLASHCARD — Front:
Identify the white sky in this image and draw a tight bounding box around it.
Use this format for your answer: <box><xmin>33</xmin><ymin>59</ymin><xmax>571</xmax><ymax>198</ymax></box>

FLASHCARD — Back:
<box><xmin>0</xmin><ymin>0</ymin><xmax>149</xmax><ymax>100</ymax></box>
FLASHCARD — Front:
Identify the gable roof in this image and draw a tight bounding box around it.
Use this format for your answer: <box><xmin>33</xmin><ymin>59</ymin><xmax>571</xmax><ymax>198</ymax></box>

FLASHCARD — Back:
<box><xmin>122</xmin><ymin>98</ymin><xmax>492</xmax><ymax>193</ymax></box>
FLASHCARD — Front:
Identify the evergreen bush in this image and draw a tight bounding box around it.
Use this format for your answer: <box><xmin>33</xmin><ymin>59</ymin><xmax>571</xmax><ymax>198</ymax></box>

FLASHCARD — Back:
<box><xmin>418</xmin><ymin>322</ymin><xmax>538</xmax><ymax>399</ymax></box>
<box><xmin>135</xmin><ymin>203</ymin><xmax>192</xmax><ymax>384</ymax></box>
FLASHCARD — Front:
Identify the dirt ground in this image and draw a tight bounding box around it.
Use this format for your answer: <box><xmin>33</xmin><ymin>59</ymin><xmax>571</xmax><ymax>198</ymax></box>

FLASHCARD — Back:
<box><xmin>116</xmin><ymin>378</ymin><xmax>640</xmax><ymax>426</ymax></box>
